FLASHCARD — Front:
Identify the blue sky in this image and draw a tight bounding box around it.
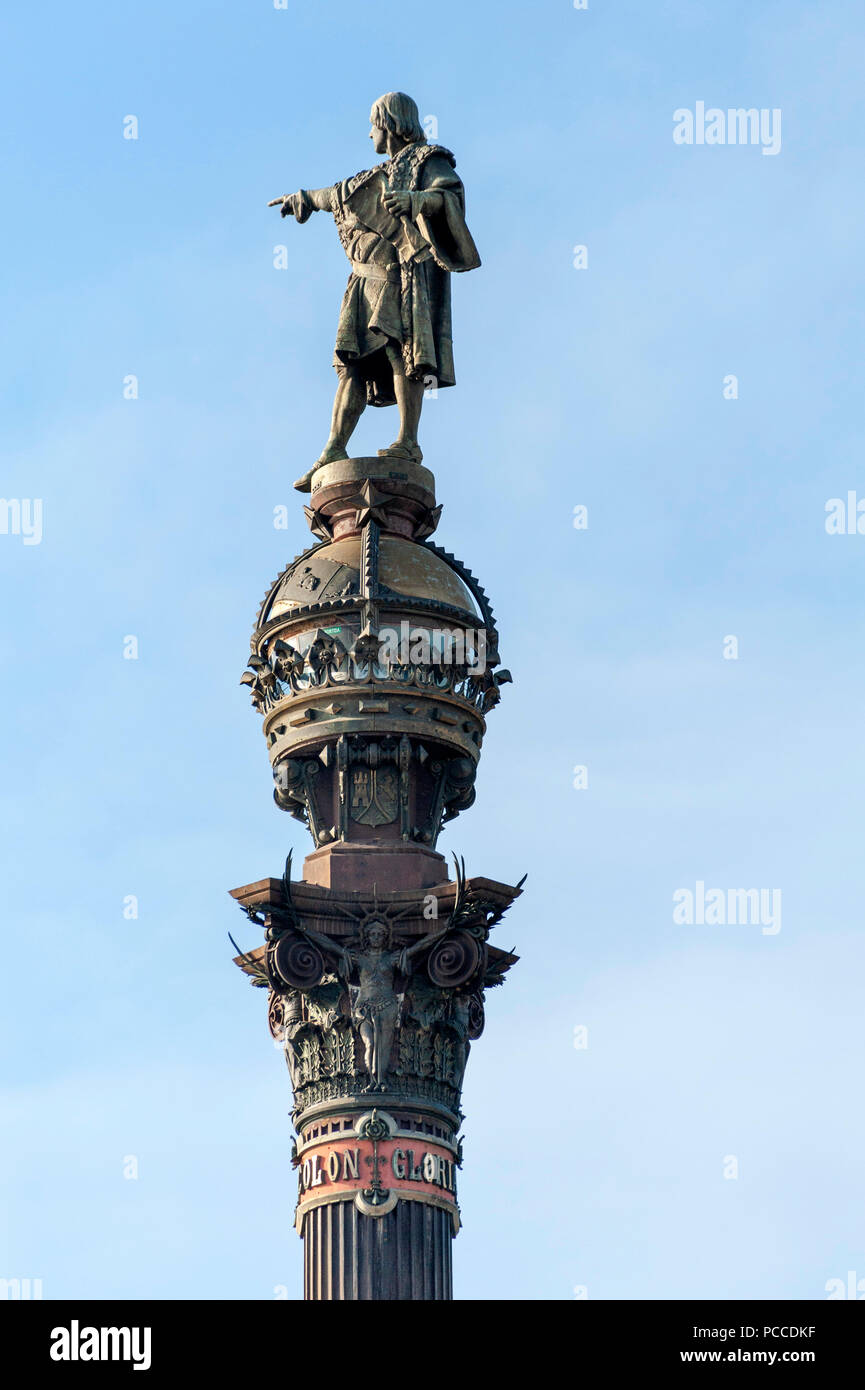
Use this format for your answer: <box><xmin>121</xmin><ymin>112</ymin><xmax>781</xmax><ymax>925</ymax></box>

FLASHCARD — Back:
<box><xmin>2</xmin><ymin>0</ymin><xmax>864</xmax><ymax>1300</ymax></box>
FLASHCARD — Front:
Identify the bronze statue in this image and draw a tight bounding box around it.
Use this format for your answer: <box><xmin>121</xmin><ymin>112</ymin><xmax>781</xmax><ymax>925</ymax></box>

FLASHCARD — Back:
<box><xmin>269</xmin><ymin>92</ymin><xmax>480</xmax><ymax>492</ymax></box>
<box><xmin>296</xmin><ymin>917</ymin><xmax>450</xmax><ymax>1092</ymax></box>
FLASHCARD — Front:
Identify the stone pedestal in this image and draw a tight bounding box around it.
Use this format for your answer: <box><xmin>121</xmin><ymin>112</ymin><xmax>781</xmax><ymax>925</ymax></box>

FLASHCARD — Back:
<box><xmin>301</xmin><ymin>841</ymin><xmax>447</xmax><ymax>892</ymax></box>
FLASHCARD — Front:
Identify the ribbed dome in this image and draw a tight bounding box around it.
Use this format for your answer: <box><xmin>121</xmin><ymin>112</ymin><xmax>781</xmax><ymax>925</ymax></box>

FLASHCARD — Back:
<box><xmin>260</xmin><ymin>536</ymin><xmax>481</xmax><ymax>625</ymax></box>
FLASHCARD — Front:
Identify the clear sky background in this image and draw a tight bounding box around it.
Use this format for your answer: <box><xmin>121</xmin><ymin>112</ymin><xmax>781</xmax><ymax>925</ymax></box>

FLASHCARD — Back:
<box><xmin>2</xmin><ymin>0</ymin><xmax>863</xmax><ymax>1301</ymax></box>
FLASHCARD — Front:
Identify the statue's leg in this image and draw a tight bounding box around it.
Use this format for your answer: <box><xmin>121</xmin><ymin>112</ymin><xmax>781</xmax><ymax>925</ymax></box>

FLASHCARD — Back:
<box><xmin>393</xmin><ymin>375</ymin><xmax>424</xmax><ymax>447</ymax></box>
<box><xmin>293</xmin><ymin>366</ymin><xmax>366</xmax><ymax>492</ymax></box>
<box><xmin>323</xmin><ymin>366</ymin><xmax>366</xmax><ymax>458</ymax></box>
<box><xmin>360</xmin><ymin>1018</ymin><xmax>376</xmax><ymax>1088</ymax></box>
<box><xmin>376</xmin><ymin>1015</ymin><xmax>396</xmax><ymax>1088</ymax></box>
<box><xmin>378</xmin><ymin>344</ymin><xmax>424</xmax><ymax>464</ymax></box>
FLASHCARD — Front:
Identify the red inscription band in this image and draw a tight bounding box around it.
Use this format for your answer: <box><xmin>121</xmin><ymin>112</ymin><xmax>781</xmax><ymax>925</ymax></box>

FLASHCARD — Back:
<box><xmin>296</xmin><ymin>1134</ymin><xmax>458</xmax><ymax>1216</ymax></box>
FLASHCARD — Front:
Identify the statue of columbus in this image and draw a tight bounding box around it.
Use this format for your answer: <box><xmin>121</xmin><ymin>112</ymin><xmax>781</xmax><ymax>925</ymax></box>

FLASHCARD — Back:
<box><xmin>269</xmin><ymin>92</ymin><xmax>481</xmax><ymax>491</ymax></box>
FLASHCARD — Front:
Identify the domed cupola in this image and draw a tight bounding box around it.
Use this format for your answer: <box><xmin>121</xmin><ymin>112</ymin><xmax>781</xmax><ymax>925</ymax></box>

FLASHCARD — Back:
<box><xmin>241</xmin><ymin>457</ymin><xmax>511</xmax><ymax>888</ymax></box>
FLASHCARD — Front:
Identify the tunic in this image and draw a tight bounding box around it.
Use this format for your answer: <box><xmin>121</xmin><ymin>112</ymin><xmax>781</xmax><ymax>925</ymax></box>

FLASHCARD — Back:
<box><xmin>326</xmin><ymin>142</ymin><xmax>480</xmax><ymax>406</ymax></box>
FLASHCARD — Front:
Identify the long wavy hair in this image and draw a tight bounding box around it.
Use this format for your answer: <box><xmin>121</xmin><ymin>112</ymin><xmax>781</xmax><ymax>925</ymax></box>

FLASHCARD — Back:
<box><xmin>369</xmin><ymin>92</ymin><xmax>426</xmax><ymax>145</ymax></box>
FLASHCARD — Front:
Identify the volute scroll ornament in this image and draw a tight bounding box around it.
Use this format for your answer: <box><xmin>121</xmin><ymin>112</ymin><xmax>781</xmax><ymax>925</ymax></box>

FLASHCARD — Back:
<box><xmin>268</xmin><ymin>933</ymin><xmax>325</xmax><ymax>992</ymax></box>
<box><xmin>426</xmin><ymin>930</ymin><xmax>482</xmax><ymax>989</ymax></box>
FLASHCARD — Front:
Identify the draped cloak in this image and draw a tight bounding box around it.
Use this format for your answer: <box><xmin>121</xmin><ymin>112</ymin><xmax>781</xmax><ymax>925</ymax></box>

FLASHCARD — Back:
<box><xmin>326</xmin><ymin>142</ymin><xmax>480</xmax><ymax>406</ymax></box>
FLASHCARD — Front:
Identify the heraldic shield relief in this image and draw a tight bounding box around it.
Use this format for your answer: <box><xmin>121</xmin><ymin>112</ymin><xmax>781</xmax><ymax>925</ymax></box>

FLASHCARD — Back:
<box><xmin>350</xmin><ymin>764</ymin><xmax>399</xmax><ymax>826</ymax></box>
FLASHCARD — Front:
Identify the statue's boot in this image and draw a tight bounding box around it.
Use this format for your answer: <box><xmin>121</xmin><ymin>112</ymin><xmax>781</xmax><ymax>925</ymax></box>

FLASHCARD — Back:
<box><xmin>293</xmin><ymin>444</ymin><xmax>349</xmax><ymax>493</ymax></box>
<box><xmin>377</xmin><ymin>440</ymin><xmax>423</xmax><ymax>465</ymax></box>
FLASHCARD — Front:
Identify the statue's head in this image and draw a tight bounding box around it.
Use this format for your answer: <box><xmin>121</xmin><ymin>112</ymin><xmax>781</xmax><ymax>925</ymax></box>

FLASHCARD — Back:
<box><xmin>362</xmin><ymin>920</ymin><xmax>390</xmax><ymax>950</ymax></box>
<box><xmin>369</xmin><ymin>92</ymin><xmax>425</xmax><ymax>154</ymax></box>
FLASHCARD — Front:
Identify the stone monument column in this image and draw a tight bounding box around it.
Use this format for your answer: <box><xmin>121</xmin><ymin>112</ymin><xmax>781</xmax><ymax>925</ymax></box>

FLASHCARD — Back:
<box><xmin>231</xmin><ymin>458</ymin><xmax>521</xmax><ymax>1300</ymax></box>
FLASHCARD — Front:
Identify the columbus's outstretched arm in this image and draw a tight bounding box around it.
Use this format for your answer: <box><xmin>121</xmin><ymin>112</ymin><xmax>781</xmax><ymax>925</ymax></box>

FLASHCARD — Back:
<box><xmin>267</xmin><ymin>186</ymin><xmax>334</xmax><ymax>220</ymax></box>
